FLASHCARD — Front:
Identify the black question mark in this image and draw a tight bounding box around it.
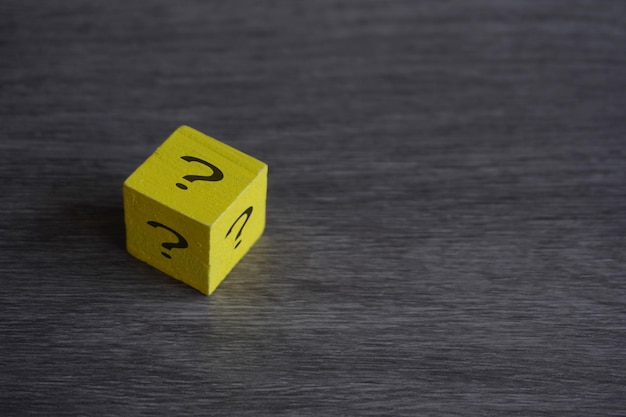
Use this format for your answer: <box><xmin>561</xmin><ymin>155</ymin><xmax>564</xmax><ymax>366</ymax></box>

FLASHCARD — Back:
<box><xmin>147</xmin><ymin>221</ymin><xmax>189</xmax><ymax>258</ymax></box>
<box><xmin>176</xmin><ymin>156</ymin><xmax>224</xmax><ymax>190</ymax></box>
<box><xmin>225</xmin><ymin>206</ymin><xmax>253</xmax><ymax>249</ymax></box>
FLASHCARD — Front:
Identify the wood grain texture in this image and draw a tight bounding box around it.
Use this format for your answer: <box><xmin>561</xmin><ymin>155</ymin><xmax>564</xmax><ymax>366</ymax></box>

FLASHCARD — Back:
<box><xmin>1</xmin><ymin>1</ymin><xmax>625</xmax><ymax>415</ymax></box>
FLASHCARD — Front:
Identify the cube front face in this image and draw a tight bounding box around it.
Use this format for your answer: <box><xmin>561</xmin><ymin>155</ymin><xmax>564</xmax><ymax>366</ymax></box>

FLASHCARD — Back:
<box><xmin>124</xmin><ymin>186</ymin><xmax>212</xmax><ymax>294</ymax></box>
<box><xmin>124</xmin><ymin>126</ymin><xmax>267</xmax><ymax>295</ymax></box>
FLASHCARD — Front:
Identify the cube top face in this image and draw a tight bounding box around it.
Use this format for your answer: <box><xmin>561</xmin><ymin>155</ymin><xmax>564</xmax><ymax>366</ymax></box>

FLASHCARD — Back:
<box><xmin>124</xmin><ymin>125</ymin><xmax>266</xmax><ymax>226</ymax></box>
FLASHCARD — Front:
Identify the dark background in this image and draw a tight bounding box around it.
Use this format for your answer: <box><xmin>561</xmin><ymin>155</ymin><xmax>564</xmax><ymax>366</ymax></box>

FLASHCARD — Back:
<box><xmin>1</xmin><ymin>1</ymin><xmax>625</xmax><ymax>415</ymax></box>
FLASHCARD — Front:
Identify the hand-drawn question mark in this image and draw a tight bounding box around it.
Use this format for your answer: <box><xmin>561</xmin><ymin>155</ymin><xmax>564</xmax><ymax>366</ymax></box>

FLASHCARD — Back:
<box><xmin>147</xmin><ymin>221</ymin><xmax>189</xmax><ymax>258</ymax></box>
<box><xmin>176</xmin><ymin>156</ymin><xmax>224</xmax><ymax>190</ymax></box>
<box><xmin>225</xmin><ymin>206</ymin><xmax>253</xmax><ymax>249</ymax></box>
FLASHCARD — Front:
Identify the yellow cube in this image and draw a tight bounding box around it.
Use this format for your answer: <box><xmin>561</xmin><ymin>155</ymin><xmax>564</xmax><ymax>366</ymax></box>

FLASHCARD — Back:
<box><xmin>123</xmin><ymin>125</ymin><xmax>267</xmax><ymax>295</ymax></box>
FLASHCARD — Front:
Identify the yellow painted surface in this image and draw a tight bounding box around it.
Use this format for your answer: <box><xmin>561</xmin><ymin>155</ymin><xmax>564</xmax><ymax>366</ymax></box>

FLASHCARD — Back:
<box><xmin>123</xmin><ymin>125</ymin><xmax>267</xmax><ymax>295</ymax></box>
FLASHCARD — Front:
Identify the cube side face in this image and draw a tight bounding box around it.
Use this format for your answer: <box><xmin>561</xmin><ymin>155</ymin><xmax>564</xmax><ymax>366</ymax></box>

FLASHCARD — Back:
<box><xmin>123</xmin><ymin>183</ymin><xmax>211</xmax><ymax>294</ymax></box>
<box><xmin>208</xmin><ymin>165</ymin><xmax>267</xmax><ymax>294</ymax></box>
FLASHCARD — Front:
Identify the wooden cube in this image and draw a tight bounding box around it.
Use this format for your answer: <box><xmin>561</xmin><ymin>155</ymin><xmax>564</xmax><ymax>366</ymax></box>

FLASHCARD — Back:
<box><xmin>123</xmin><ymin>125</ymin><xmax>267</xmax><ymax>295</ymax></box>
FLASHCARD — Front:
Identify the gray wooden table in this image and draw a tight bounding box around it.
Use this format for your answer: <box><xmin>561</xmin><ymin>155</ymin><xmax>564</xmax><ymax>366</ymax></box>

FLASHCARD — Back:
<box><xmin>2</xmin><ymin>1</ymin><xmax>625</xmax><ymax>415</ymax></box>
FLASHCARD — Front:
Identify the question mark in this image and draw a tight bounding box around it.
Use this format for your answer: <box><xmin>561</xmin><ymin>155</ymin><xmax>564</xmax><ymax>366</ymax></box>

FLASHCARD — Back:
<box><xmin>225</xmin><ymin>206</ymin><xmax>253</xmax><ymax>249</ymax></box>
<box><xmin>176</xmin><ymin>156</ymin><xmax>224</xmax><ymax>190</ymax></box>
<box><xmin>147</xmin><ymin>221</ymin><xmax>189</xmax><ymax>258</ymax></box>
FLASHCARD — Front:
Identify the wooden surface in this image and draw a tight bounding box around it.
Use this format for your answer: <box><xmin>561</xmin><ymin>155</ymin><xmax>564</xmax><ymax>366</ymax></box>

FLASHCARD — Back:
<box><xmin>1</xmin><ymin>1</ymin><xmax>625</xmax><ymax>415</ymax></box>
